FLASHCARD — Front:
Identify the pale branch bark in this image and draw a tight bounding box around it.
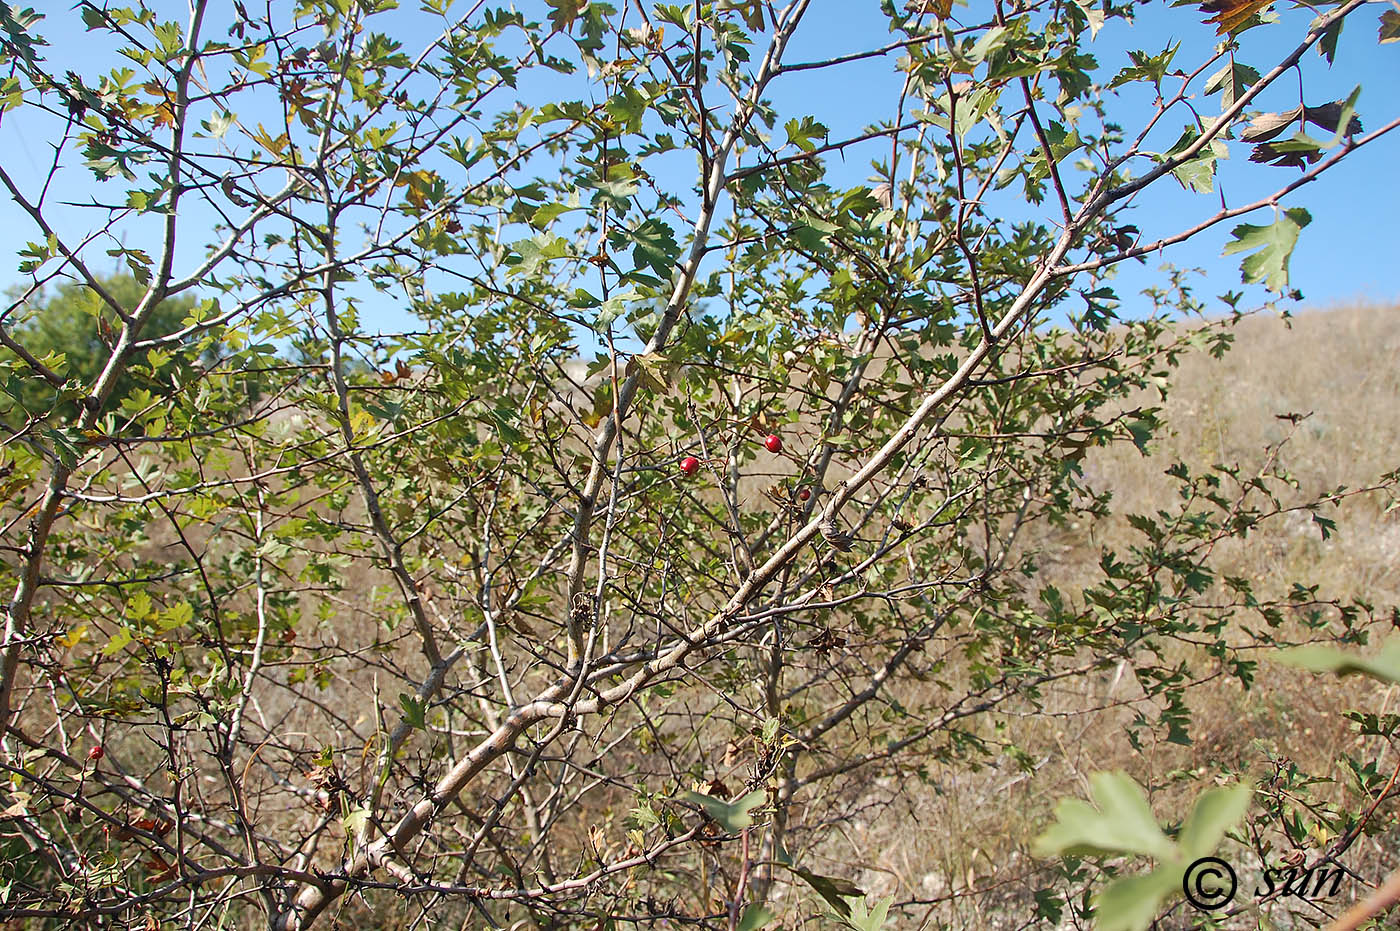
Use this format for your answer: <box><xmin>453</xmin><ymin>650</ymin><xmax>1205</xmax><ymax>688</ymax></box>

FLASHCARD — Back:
<box><xmin>1327</xmin><ymin>866</ymin><xmax>1400</xmax><ymax>931</ymax></box>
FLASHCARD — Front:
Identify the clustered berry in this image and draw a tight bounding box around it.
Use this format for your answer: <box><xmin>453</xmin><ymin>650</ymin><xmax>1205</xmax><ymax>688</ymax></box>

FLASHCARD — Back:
<box><xmin>680</xmin><ymin>432</ymin><xmax>784</xmax><ymax>479</ymax></box>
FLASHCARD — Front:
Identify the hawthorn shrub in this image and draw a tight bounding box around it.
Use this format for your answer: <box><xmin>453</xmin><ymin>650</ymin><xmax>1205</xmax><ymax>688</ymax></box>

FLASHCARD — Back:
<box><xmin>0</xmin><ymin>1</ymin><xmax>1397</xmax><ymax>928</ymax></box>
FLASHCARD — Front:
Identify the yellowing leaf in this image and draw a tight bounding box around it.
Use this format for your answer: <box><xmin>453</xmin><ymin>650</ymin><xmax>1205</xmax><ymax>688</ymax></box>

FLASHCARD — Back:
<box><xmin>341</xmin><ymin>805</ymin><xmax>371</xmax><ymax>845</ymax></box>
<box><xmin>910</xmin><ymin>0</ymin><xmax>953</xmax><ymax>16</ymax></box>
<box><xmin>127</xmin><ymin>590</ymin><xmax>152</xmax><ymax>621</ymax></box>
<box><xmin>58</xmin><ymin>625</ymin><xmax>87</xmax><ymax>649</ymax></box>
<box><xmin>103</xmin><ymin>627</ymin><xmax>135</xmax><ymax>656</ymax></box>
<box><xmin>158</xmin><ymin>599</ymin><xmax>193</xmax><ymax>632</ymax></box>
<box><xmin>396</xmin><ymin>169</ymin><xmax>442</xmax><ymax>209</ymax></box>
<box><xmin>546</xmin><ymin>0</ymin><xmax>586</xmax><ymax>33</ymax></box>
<box><xmin>1198</xmin><ymin>0</ymin><xmax>1272</xmax><ymax>34</ymax></box>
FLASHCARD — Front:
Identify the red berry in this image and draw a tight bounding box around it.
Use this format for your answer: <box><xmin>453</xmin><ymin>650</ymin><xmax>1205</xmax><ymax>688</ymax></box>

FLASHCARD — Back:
<box><xmin>679</xmin><ymin>456</ymin><xmax>700</xmax><ymax>476</ymax></box>
<box><xmin>88</xmin><ymin>745</ymin><xmax>104</xmax><ymax>761</ymax></box>
<box><xmin>798</xmin><ymin>488</ymin><xmax>811</xmax><ymax>502</ymax></box>
<box><xmin>763</xmin><ymin>433</ymin><xmax>782</xmax><ymax>453</ymax></box>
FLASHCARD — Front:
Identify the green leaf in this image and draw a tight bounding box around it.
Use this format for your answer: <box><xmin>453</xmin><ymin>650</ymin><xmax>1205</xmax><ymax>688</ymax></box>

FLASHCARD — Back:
<box><xmin>362</xmin><ymin>398</ymin><xmax>404</xmax><ymax>424</ymax></box>
<box><xmin>784</xmin><ymin>115</ymin><xmax>827</xmax><ymax>153</ymax></box>
<box><xmin>1093</xmin><ymin>868</ymin><xmax>1179</xmax><ymax>931</ymax></box>
<box><xmin>1125</xmin><ymin>415</ymin><xmax>1158</xmax><ymax>453</ymax></box>
<box><xmin>489</xmin><ymin>406</ymin><xmax>524</xmax><ymax>446</ymax></box>
<box><xmin>1203</xmin><ymin>60</ymin><xmax>1261</xmax><ymax>109</ymax></box>
<box><xmin>103</xmin><ymin>627</ymin><xmax>134</xmax><ymax>656</ymax></box>
<box><xmin>158</xmin><ymin>599</ymin><xmax>193</xmax><ymax>632</ymax></box>
<box><xmin>720</xmin><ymin>0</ymin><xmax>766</xmax><ymax>31</ymax></box>
<box><xmin>1109</xmin><ymin>44</ymin><xmax>1178</xmax><ymax>89</ymax></box>
<box><xmin>506</xmin><ymin>233</ymin><xmax>569</xmax><ymax>277</ymax></box>
<box><xmin>1248</xmin><ymin>131</ymin><xmax>1325</xmax><ymax>169</ymax></box>
<box><xmin>1274</xmin><ymin>637</ymin><xmax>1400</xmax><ymax>685</ymax></box>
<box><xmin>1316</xmin><ymin>15</ymin><xmax>1343</xmax><ymax>64</ymax></box>
<box><xmin>1220</xmin><ymin>207</ymin><xmax>1310</xmax><ymax>292</ymax></box>
<box><xmin>628</xmin><ymin>218</ymin><xmax>680</xmax><ymax>279</ymax></box>
<box><xmin>1032</xmin><ymin>771</ymin><xmax>1173</xmax><ymax>860</ymax></box>
<box><xmin>532</xmin><ymin>198</ymin><xmax>578</xmax><ymax>228</ymax></box>
<box><xmin>1177</xmin><ymin>783</ymin><xmax>1252</xmax><ymax>859</ymax></box>
<box><xmin>679</xmin><ymin>788</ymin><xmax>765</xmax><ymax>832</ymax></box>
<box><xmin>844</xmin><ymin>893</ymin><xmax>894</xmax><ymax>931</ymax></box>
<box><xmin>127</xmin><ymin>591</ymin><xmax>153</xmax><ymax>621</ymax></box>
<box><xmin>786</xmin><ymin>865</ymin><xmax>864</xmax><ymax>919</ymax></box>
<box><xmin>398</xmin><ymin>692</ymin><xmax>426</xmax><ymax>729</ymax></box>
<box><xmin>41</xmin><ymin>427</ymin><xmax>82</xmax><ymax>468</ymax></box>
<box><xmin>593</xmin><ymin>289</ymin><xmax>639</xmax><ymax>331</ymax></box>
<box><xmin>0</xmin><ymin>75</ymin><xmax>23</xmax><ymax>112</ymax></box>
<box><xmin>966</xmin><ymin>24</ymin><xmax>1008</xmax><ymax>63</ymax></box>
<box><xmin>1033</xmin><ymin>887</ymin><xmax>1064</xmax><ymax>924</ymax></box>
<box><xmin>341</xmin><ymin>805</ymin><xmax>371</xmax><ymax>840</ymax></box>
<box><xmin>1163</xmin><ymin>127</ymin><xmax>1225</xmax><ymax>193</ymax></box>
<box><xmin>736</xmin><ymin>904</ymin><xmax>775</xmax><ymax>931</ymax></box>
<box><xmin>604</xmin><ymin>85</ymin><xmax>649</xmax><ymax>133</ymax></box>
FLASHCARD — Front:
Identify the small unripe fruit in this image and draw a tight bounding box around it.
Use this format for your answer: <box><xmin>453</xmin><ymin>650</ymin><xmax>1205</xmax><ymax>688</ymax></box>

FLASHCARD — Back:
<box><xmin>679</xmin><ymin>456</ymin><xmax>700</xmax><ymax>476</ymax></box>
<box><xmin>763</xmin><ymin>433</ymin><xmax>782</xmax><ymax>453</ymax></box>
<box><xmin>798</xmin><ymin>488</ymin><xmax>811</xmax><ymax>502</ymax></box>
<box><xmin>88</xmin><ymin>745</ymin><xmax>104</xmax><ymax>761</ymax></box>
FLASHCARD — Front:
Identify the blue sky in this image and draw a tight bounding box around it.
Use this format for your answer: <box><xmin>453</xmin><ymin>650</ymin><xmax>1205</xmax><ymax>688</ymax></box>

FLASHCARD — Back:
<box><xmin>0</xmin><ymin>1</ymin><xmax>1395</xmax><ymax>341</ymax></box>
<box><xmin>754</xmin><ymin>2</ymin><xmax>1399</xmax><ymax>310</ymax></box>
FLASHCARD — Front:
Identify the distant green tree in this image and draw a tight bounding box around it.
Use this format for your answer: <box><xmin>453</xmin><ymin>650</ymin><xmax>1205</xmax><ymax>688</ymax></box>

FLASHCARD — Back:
<box><xmin>1</xmin><ymin>274</ymin><xmax>203</xmax><ymax>428</ymax></box>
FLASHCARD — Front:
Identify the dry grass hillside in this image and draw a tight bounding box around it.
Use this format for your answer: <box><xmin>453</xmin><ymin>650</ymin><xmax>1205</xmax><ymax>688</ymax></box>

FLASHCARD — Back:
<box><xmin>1084</xmin><ymin>302</ymin><xmax>1400</xmax><ymax>587</ymax></box>
<box><xmin>813</xmin><ymin>302</ymin><xmax>1400</xmax><ymax>928</ymax></box>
